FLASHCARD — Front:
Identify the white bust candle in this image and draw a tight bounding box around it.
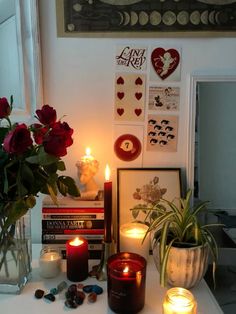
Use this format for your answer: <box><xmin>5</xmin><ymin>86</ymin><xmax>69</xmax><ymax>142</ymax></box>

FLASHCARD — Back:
<box><xmin>39</xmin><ymin>248</ymin><xmax>62</xmax><ymax>278</ymax></box>
<box><xmin>120</xmin><ymin>222</ymin><xmax>149</xmax><ymax>259</ymax></box>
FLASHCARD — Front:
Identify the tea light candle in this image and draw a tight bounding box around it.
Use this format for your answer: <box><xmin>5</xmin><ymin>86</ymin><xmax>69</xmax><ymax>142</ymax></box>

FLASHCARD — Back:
<box><xmin>163</xmin><ymin>287</ymin><xmax>197</xmax><ymax>314</ymax></box>
<box><xmin>39</xmin><ymin>247</ymin><xmax>62</xmax><ymax>278</ymax></box>
<box><xmin>107</xmin><ymin>252</ymin><xmax>147</xmax><ymax>314</ymax></box>
<box><xmin>66</xmin><ymin>237</ymin><xmax>88</xmax><ymax>282</ymax></box>
<box><xmin>120</xmin><ymin>223</ymin><xmax>149</xmax><ymax>259</ymax></box>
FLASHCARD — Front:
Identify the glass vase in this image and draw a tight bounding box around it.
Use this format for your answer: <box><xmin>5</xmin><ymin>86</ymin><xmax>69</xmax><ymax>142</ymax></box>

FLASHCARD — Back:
<box><xmin>0</xmin><ymin>211</ymin><xmax>32</xmax><ymax>294</ymax></box>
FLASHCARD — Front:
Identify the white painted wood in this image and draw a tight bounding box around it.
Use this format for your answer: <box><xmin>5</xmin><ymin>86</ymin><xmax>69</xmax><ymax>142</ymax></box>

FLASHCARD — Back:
<box><xmin>0</xmin><ymin>0</ymin><xmax>43</xmax><ymax>122</ymax></box>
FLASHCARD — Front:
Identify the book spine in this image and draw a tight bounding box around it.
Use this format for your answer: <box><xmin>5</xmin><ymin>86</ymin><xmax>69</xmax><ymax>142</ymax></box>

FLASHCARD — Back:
<box><xmin>42</xmin><ymin>207</ymin><xmax>104</xmax><ymax>213</ymax></box>
<box><xmin>42</xmin><ymin>200</ymin><xmax>104</xmax><ymax>208</ymax></box>
<box><xmin>42</xmin><ymin>220</ymin><xmax>104</xmax><ymax>230</ymax></box>
<box><xmin>42</xmin><ymin>242</ymin><xmax>102</xmax><ymax>250</ymax></box>
<box><xmin>42</xmin><ymin>233</ymin><xmax>104</xmax><ymax>242</ymax></box>
<box><xmin>42</xmin><ymin>244</ymin><xmax>102</xmax><ymax>260</ymax></box>
<box><xmin>42</xmin><ymin>213</ymin><xmax>104</xmax><ymax>219</ymax></box>
<box><xmin>42</xmin><ymin>228</ymin><xmax>104</xmax><ymax>235</ymax></box>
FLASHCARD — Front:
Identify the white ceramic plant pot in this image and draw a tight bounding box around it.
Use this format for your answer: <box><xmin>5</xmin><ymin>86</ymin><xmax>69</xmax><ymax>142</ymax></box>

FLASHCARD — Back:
<box><xmin>152</xmin><ymin>242</ymin><xmax>209</xmax><ymax>289</ymax></box>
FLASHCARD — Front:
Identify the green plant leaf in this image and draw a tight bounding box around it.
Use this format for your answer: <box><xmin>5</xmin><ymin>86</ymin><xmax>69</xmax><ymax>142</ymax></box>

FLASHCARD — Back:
<box><xmin>57</xmin><ymin>176</ymin><xmax>80</xmax><ymax>197</ymax></box>
<box><xmin>37</xmin><ymin>147</ymin><xmax>59</xmax><ymax>166</ymax></box>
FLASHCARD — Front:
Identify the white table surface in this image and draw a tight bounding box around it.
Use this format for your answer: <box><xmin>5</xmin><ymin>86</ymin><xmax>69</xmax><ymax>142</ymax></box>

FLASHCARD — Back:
<box><xmin>0</xmin><ymin>244</ymin><xmax>223</xmax><ymax>314</ymax></box>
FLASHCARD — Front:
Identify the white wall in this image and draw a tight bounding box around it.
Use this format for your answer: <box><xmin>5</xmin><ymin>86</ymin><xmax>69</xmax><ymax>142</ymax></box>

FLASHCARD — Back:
<box><xmin>31</xmin><ymin>0</ymin><xmax>236</xmax><ymax>242</ymax></box>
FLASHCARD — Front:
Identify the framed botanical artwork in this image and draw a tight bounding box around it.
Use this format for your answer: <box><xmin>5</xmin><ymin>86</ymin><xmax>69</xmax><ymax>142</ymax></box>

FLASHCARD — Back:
<box><xmin>56</xmin><ymin>0</ymin><xmax>236</xmax><ymax>37</ymax></box>
<box><xmin>117</xmin><ymin>167</ymin><xmax>182</xmax><ymax>250</ymax></box>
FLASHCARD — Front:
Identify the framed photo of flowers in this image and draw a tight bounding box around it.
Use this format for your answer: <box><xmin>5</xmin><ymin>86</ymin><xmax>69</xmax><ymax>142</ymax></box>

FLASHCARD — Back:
<box><xmin>117</xmin><ymin>168</ymin><xmax>182</xmax><ymax>249</ymax></box>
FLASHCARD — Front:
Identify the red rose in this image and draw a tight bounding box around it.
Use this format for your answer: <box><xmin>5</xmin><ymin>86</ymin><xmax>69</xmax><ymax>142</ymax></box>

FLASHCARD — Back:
<box><xmin>31</xmin><ymin>123</ymin><xmax>48</xmax><ymax>144</ymax></box>
<box><xmin>36</xmin><ymin>104</ymin><xmax>57</xmax><ymax>126</ymax></box>
<box><xmin>0</xmin><ymin>97</ymin><xmax>11</xmax><ymax>119</ymax></box>
<box><xmin>43</xmin><ymin>121</ymin><xmax>73</xmax><ymax>157</ymax></box>
<box><xmin>3</xmin><ymin>124</ymin><xmax>33</xmax><ymax>154</ymax></box>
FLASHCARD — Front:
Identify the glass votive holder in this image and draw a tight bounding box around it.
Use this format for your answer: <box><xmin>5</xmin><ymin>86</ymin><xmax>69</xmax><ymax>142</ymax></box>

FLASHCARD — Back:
<box><xmin>107</xmin><ymin>252</ymin><xmax>147</xmax><ymax>314</ymax></box>
<box><xmin>163</xmin><ymin>287</ymin><xmax>197</xmax><ymax>314</ymax></box>
<box><xmin>120</xmin><ymin>222</ymin><xmax>149</xmax><ymax>259</ymax></box>
<box><xmin>39</xmin><ymin>247</ymin><xmax>62</xmax><ymax>279</ymax></box>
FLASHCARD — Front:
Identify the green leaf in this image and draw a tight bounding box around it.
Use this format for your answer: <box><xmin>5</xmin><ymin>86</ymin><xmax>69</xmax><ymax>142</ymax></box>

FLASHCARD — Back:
<box><xmin>57</xmin><ymin>176</ymin><xmax>80</xmax><ymax>197</ymax></box>
<box><xmin>132</xmin><ymin>209</ymin><xmax>139</xmax><ymax>219</ymax></box>
<box><xmin>26</xmin><ymin>155</ymin><xmax>40</xmax><ymax>164</ymax></box>
<box><xmin>37</xmin><ymin>147</ymin><xmax>59</xmax><ymax>166</ymax></box>
<box><xmin>57</xmin><ymin>160</ymin><xmax>66</xmax><ymax>171</ymax></box>
<box><xmin>4</xmin><ymin>200</ymin><xmax>29</xmax><ymax>229</ymax></box>
<box><xmin>0</xmin><ymin>127</ymin><xmax>9</xmax><ymax>143</ymax></box>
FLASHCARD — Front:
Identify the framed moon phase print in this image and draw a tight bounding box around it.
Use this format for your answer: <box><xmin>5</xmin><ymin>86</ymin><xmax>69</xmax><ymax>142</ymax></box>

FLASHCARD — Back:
<box><xmin>56</xmin><ymin>0</ymin><xmax>236</xmax><ymax>37</ymax></box>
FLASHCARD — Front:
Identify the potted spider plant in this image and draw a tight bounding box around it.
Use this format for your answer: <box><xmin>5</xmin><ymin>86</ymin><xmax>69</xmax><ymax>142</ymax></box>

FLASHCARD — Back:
<box><xmin>130</xmin><ymin>189</ymin><xmax>219</xmax><ymax>289</ymax></box>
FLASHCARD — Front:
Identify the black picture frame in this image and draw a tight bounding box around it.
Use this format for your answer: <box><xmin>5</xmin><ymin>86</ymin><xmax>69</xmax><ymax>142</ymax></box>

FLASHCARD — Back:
<box><xmin>117</xmin><ymin>167</ymin><xmax>182</xmax><ymax>251</ymax></box>
<box><xmin>56</xmin><ymin>0</ymin><xmax>236</xmax><ymax>37</ymax></box>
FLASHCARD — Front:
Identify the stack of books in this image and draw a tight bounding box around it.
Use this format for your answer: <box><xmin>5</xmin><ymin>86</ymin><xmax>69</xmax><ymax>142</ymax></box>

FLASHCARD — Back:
<box><xmin>42</xmin><ymin>196</ymin><xmax>104</xmax><ymax>259</ymax></box>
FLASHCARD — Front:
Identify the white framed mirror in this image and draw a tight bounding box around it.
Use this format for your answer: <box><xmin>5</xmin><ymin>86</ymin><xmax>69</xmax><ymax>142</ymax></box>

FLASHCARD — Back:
<box><xmin>0</xmin><ymin>0</ymin><xmax>43</xmax><ymax>121</ymax></box>
<box><xmin>187</xmin><ymin>71</ymin><xmax>236</xmax><ymax>210</ymax></box>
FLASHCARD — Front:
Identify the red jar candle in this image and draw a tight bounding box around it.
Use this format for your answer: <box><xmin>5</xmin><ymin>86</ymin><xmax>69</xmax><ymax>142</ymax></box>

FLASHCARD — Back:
<box><xmin>66</xmin><ymin>237</ymin><xmax>88</xmax><ymax>281</ymax></box>
<box><xmin>107</xmin><ymin>252</ymin><xmax>147</xmax><ymax>313</ymax></box>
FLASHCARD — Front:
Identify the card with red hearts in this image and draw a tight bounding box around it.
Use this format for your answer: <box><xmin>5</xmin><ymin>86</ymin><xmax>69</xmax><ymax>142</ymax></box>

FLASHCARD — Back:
<box><xmin>114</xmin><ymin>73</ymin><xmax>146</xmax><ymax>122</ymax></box>
<box><xmin>146</xmin><ymin>114</ymin><xmax>178</xmax><ymax>152</ymax></box>
<box><xmin>150</xmin><ymin>47</ymin><xmax>181</xmax><ymax>82</ymax></box>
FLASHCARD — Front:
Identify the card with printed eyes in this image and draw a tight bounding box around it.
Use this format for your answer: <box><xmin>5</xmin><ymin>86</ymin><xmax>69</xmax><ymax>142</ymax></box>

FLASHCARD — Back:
<box><xmin>147</xmin><ymin>114</ymin><xmax>178</xmax><ymax>152</ymax></box>
<box><xmin>114</xmin><ymin>73</ymin><xmax>146</xmax><ymax>122</ymax></box>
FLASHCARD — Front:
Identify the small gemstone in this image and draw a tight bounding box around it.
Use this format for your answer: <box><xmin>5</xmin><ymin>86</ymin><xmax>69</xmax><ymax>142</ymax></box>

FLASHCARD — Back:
<box><xmin>44</xmin><ymin>293</ymin><xmax>56</xmax><ymax>302</ymax></box>
<box><xmin>57</xmin><ymin>281</ymin><xmax>67</xmax><ymax>292</ymax></box>
<box><xmin>76</xmin><ymin>290</ymin><xmax>85</xmax><ymax>300</ymax></box>
<box><xmin>50</xmin><ymin>287</ymin><xmax>58</xmax><ymax>295</ymax></box>
<box><xmin>88</xmin><ymin>292</ymin><xmax>97</xmax><ymax>303</ymax></box>
<box><xmin>92</xmin><ymin>285</ymin><xmax>103</xmax><ymax>295</ymax></box>
<box><xmin>74</xmin><ymin>292</ymin><xmax>85</xmax><ymax>305</ymax></box>
<box><xmin>68</xmin><ymin>284</ymin><xmax>77</xmax><ymax>294</ymax></box>
<box><xmin>82</xmin><ymin>285</ymin><xmax>93</xmax><ymax>293</ymax></box>
<box><xmin>65</xmin><ymin>299</ymin><xmax>78</xmax><ymax>309</ymax></box>
<box><xmin>88</xmin><ymin>269</ymin><xmax>97</xmax><ymax>277</ymax></box>
<box><xmin>77</xmin><ymin>283</ymin><xmax>84</xmax><ymax>289</ymax></box>
<box><xmin>34</xmin><ymin>289</ymin><xmax>44</xmax><ymax>299</ymax></box>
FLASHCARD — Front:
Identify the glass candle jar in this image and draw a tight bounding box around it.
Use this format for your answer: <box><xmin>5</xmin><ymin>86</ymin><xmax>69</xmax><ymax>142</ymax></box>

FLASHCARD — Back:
<box><xmin>107</xmin><ymin>252</ymin><xmax>147</xmax><ymax>314</ymax></box>
<box><xmin>39</xmin><ymin>247</ymin><xmax>62</xmax><ymax>279</ymax></box>
<box><xmin>163</xmin><ymin>287</ymin><xmax>197</xmax><ymax>314</ymax></box>
<box><xmin>120</xmin><ymin>223</ymin><xmax>149</xmax><ymax>259</ymax></box>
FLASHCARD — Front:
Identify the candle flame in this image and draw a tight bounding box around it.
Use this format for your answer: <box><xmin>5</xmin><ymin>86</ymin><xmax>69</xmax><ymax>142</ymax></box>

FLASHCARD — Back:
<box><xmin>105</xmin><ymin>164</ymin><xmax>110</xmax><ymax>181</ymax></box>
<box><xmin>123</xmin><ymin>266</ymin><xmax>129</xmax><ymax>273</ymax></box>
<box><xmin>85</xmin><ymin>147</ymin><xmax>91</xmax><ymax>156</ymax></box>
<box><xmin>69</xmin><ymin>237</ymin><xmax>84</xmax><ymax>246</ymax></box>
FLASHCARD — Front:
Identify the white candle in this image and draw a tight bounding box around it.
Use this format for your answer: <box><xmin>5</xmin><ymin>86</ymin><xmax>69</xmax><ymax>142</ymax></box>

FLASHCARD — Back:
<box><xmin>120</xmin><ymin>223</ymin><xmax>149</xmax><ymax>259</ymax></box>
<box><xmin>163</xmin><ymin>287</ymin><xmax>197</xmax><ymax>314</ymax></box>
<box><xmin>39</xmin><ymin>248</ymin><xmax>62</xmax><ymax>278</ymax></box>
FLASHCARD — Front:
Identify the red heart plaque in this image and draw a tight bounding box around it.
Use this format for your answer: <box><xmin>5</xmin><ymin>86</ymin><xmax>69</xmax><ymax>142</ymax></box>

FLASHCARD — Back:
<box><xmin>151</xmin><ymin>48</ymin><xmax>180</xmax><ymax>80</ymax></box>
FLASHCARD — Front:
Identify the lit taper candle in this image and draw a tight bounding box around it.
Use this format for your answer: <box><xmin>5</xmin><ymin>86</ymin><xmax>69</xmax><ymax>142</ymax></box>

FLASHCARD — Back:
<box><xmin>104</xmin><ymin>164</ymin><xmax>112</xmax><ymax>243</ymax></box>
